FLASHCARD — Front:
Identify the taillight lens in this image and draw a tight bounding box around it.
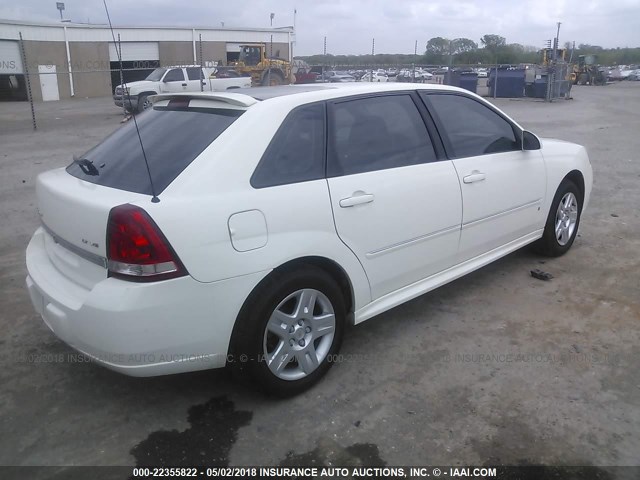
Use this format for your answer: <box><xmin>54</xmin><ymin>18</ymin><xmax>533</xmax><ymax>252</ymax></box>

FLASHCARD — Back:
<box><xmin>106</xmin><ymin>204</ymin><xmax>187</xmax><ymax>282</ymax></box>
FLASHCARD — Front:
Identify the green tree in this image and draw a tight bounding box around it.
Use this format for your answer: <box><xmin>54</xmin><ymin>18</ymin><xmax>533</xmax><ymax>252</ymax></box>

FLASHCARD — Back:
<box><xmin>480</xmin><ymin>34</ymin><xmax>506</xmax><ymax>52</ymax></box>
<box><xmin>426</xmin><ymin>37</ymin><xmax>451</xmax><ymax>56</ymax></box>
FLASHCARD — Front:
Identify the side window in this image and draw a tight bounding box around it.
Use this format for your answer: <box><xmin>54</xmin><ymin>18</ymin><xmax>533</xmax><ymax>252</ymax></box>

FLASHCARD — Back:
<box><xmin>423</xmin><ymin>93</ymin><xmax>519</xmax><ymax>158</ymax></box>
<box><xmin>328</xmin><ymin>94</ymin><xmax>437</xmax><ymax>177</ymax></box>
<box><xmin>163</xmin><ymin>68</ymin><xmax>185</xmax><ymax>82</ymax></box>
<box><xmin>251</xmin><ymin>103</ymin><xmax>325</xmax><ymax>188</ymax></box>
<box><xmin>186</xmin><ymin>67</ymin><xmax>203</xmax><ymax>80</ymax></box>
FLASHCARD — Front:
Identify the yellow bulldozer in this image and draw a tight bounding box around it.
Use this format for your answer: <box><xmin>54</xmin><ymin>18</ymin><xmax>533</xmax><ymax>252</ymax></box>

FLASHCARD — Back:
<box><xmin>229</xmin><ymin>44</ymin><xmax>294</xmax><ymax>86</ymax></box>
<box><xmin>571</xmin><ymin>55</ymin><xmax>606</xmax><ymax>86</ymax></box>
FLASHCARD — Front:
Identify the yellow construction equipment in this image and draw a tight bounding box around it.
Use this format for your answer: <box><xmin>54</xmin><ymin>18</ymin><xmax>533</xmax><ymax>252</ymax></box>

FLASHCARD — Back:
<box><xmin>228</xmin><ymin>44</ymin><xmax>293</xmax><ymax>86</ymax></box>
<box><xmin>571</xmin><ymin>55</ymin><xmax>606</xmax><ymax>85</ymax></box>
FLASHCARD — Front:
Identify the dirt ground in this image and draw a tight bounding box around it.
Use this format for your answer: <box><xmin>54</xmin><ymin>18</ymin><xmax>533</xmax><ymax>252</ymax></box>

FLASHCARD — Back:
<box><xmin>0</xmin><ymin>83</ymin><xmax>638</xmax><ymax>475</ymax></box>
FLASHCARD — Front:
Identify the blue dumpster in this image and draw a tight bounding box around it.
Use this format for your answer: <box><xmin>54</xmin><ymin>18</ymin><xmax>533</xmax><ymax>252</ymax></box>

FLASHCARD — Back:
<box><xmin>444</xmin><ymin>71</ymin><xmax>478</xmax><ymax>93</ymax></box>
<box><xmin>488</xmin><ymin>68</ymin><xmax>525</xmax><ymax>98</ymax></box>
<box><xmin>525</xmin><ymin>79</ymin><xmax>547</xmax><ymax>98</ymax></box>
<box><xmin>459</xmin><ymin>72</ymin><xmax>478</xmax><ymax>93</ymax></box>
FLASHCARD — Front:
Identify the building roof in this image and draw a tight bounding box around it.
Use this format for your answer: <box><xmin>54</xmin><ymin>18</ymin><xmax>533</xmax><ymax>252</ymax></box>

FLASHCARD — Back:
<box><xmin>0</xmin><ymin>18</ymin><xmax>292</xmax><ymax>33</ymax></box>
<box><xmin>0</xmin><ymin>18</ymin><xmax>292</xmax><ymax>43</ymax></box>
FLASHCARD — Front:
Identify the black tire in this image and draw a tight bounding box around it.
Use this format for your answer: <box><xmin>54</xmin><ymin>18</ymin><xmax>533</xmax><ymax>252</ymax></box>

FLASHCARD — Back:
<box><xmin>261</xmin><ymin>71</ymin><xmax>284</xmax><ymax>86</ymax></box>
<box><xmin>136</xmin><ymin>93</ymin><xmax>151</xmax><ymax>114</ymax></box>
<box><xmin>533</xmin><ymin>179</ymin><xmax>582</xmax><ymax>257</ymax></box>
<box><xmin>231</xmin><ymin>265</ymin><xmax>345</xmax><ymax>397</ymax></box>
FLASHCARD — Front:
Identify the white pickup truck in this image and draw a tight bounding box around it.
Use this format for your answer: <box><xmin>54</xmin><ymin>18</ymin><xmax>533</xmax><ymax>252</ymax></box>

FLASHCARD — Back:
<box><xmin>113</xmin><ymin>66</ymin><xmax>251</xmax><ymax>113</ymax></box>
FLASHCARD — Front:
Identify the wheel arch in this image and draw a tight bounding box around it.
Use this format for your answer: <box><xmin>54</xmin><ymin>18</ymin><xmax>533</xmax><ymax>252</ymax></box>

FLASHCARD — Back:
<box><xmin>562</xmin><ymin>169</ymin><xmax>585</xmax><ymax>203</ymax></box>
<box><xmin>137</xmin><ymin>90</ymin><xmax>157</xmax><ymax>98</ymax></box>
<box><xmin>228</xmin><ymin>255</ymin><xmax>356</xmax><ymax>359</ymax></box>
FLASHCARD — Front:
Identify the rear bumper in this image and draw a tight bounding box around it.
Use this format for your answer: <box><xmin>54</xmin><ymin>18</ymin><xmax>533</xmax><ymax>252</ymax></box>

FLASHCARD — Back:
<box><xmin>26</xmin><ymin>227</ymin><xmax>267</xmax><ymax>377</ymax></box>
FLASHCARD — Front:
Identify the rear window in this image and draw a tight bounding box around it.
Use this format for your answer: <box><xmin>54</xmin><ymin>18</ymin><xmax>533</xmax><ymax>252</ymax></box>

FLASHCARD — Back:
<box><xmin>66</xmin><ymin>106</ymin><xmax>242</xmax><ymax>195</ymax></box>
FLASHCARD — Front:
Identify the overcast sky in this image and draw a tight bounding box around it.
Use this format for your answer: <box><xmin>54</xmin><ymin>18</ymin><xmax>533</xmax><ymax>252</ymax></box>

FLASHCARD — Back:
<box><xmin>2</xmin><ymin>0</ymin><xmax>639</xmax><ymax>55</ymax></box>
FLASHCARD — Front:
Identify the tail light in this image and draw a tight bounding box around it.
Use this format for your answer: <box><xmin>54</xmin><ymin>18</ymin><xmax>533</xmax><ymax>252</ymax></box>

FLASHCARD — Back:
<box><xmin>106</xmin><ymin>204</ymin><xmax>187</xmax><ymax>282</ymax></box>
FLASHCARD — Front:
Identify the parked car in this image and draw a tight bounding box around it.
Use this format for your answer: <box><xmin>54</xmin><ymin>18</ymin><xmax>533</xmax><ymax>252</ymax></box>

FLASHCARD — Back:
<box><xmin>627</xmin><ymin>69</ymin><xmax>640</xmax><ymax>81</ymax></box>
<box><xmin>417</xmin><ymin>69</ymin><xmax>434</xmax><ymax>81</ymax></box>
<box><xmin>361</xmin><ymin>71</ymin><xmax>389</xmax><ymax>82</ymax></box>
<box><xmin>113</xmin><ymin>66</ymin><xmax>251</xmax><ymax>113</ymax></box>
<box><xmin>26</xmin><ymin>84</ymin><xmax>592</xmax><ymax>396</ymax></box>
<box><xmin>476</xmin><ymin>68</ymin><xmax>488</xmax><ymax>78</ymax></box>
<box><xmin>294</xmin><ymin>70</ymin><xmax>320</xmax><ymax>84</ymax></box>
<box><xmin>323</xmin><ymin>71</ymin><xmax>356</xmax><ymax>82</ymax></box>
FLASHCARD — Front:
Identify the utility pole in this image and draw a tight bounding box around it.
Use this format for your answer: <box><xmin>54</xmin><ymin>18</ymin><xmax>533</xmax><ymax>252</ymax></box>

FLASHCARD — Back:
<box><xmin>413</xmin><ymin>40</ymin><xmax>417</xmax><ymax>83</ymax></box>
<box><xmin>553</xmin><ymin>22</ymin><xmax>561</xmax><ymax>62</ymax></box>
<box><xmin>268</xmin><ymin>13</ymin><xmax>274</xmax><ymax>85</ymax></box>
<box><xmin>370</xmin><ymin>38</ymin><xmax>374</xmax><ymax>82</ymax></box>
<box><xmin>322</xmin><ymin>36</ymin><xmax>326</xmax><ymax>82</ymax></box>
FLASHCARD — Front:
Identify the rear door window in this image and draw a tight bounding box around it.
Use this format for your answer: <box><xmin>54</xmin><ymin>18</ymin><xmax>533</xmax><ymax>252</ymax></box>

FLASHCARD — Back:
<box><xmin>328</xmin><ymin>94</ymin><xmax>437</xmax><ymax>176</ymax></box>
<box><xmin>186</xmin><ymin>67</ymin><xmax>203</xmax><ymax>80</ymax></box>
<box><xmin>66</xmin><ymin>105</ymin><xmax>243</xmax><ymax>195</ymax></box>
<box><xmin>251</xmin><ymin>103</ymin><xmax>325</xmax><ymax>188</ymax></box>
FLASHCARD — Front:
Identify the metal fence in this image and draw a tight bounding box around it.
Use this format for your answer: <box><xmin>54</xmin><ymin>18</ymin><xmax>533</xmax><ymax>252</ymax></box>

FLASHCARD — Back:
<box><xmin>2</xmin><ymin>34</ymin><xmax>574</xmax><ymax>132</ymax></box>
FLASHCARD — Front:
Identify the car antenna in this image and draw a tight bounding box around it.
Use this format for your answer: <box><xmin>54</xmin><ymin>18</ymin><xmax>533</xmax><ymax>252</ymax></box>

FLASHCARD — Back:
<box><xmin>102</xmin><ymin>0</ymin><xmax>160</xmax><ymax>203</ymax></box>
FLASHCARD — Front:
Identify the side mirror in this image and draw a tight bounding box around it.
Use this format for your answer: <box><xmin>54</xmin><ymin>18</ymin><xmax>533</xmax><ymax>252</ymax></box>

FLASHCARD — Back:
<box><xmin>522</xmin><ymin>130</ymin><xmax>541</xmax><ymax>150</ymax></box>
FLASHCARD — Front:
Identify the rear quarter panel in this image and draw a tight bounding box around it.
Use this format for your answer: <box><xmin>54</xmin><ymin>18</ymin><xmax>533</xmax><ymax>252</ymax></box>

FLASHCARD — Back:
<box><xmin>144</xmin><ymin>98</ymin><xmax>372</xmax><ymax>310</ymax></box>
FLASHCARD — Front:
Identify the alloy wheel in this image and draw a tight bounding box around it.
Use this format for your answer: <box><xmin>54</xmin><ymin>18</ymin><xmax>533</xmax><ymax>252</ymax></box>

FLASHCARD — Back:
<box><xmin>262</xmin><ymin>288</ymin><xmax>336</xmax><ymax>381</ymax></box>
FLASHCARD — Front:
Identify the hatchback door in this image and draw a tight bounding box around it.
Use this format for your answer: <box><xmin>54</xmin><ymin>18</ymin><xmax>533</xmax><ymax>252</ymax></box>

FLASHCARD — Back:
<box><xmin>35</xmin><ymin>99</ymin><xmax>245</xmax><ymax>289</ymax></box>
<box><xmin>420</xmin><ymin>92</ymin><xmax>546</xmax><ymax>261</ymax></box>
<box><xmin>326</xmin><ymin>93</ymin><xmax>462</xmax><ymax>300</ymax></box>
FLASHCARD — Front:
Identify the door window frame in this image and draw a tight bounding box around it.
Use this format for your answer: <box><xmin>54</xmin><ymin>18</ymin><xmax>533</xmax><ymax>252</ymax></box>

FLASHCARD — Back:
<box><xmin>325</xmin><ymin>91</ymin><xmax>447</xmax><ymax>178</ymax></box>
<box><xmin>163</xmin><ymin>68</ymin><xmax>186</xmax><ymax>82</ymax></box>
<box><xmin>419</xmin><ymin>91</ymin><xmax>524</xmax><ymax>160</ymax></box>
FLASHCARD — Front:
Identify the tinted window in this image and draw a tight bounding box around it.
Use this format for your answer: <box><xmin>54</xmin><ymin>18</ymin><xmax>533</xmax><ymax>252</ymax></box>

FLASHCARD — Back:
<box><xmin>251</xmin><ymin>103</ymin><xmax>325</xmax><ymax>188</ymax></box>
<box><xmin>164</xmin><ymin>68</ymin><xmax>185</xmax><ymax>82</ymax></box>
<box><xmin>186</xmin><ymin>67</ymin><xmax>203</xmax><ymax>80</ymax></box>
<box><xmin>423</xmin><ymin>93</ymin><xmax>519</xmax><ymax>158</ymax></box>
<box><xmin>145</xmin><ymin>68</ymin><xmax>166</xmax><ymax>81</ymax></box>
<box><xmin>328</xmin><ymin>94</ymin><xmax>436</xmax><ymax>176</ymax></box>
<box><xmin>67</xmin><ymin>106</ymin><xmax>242</xmax><ymax>195</ymax></box>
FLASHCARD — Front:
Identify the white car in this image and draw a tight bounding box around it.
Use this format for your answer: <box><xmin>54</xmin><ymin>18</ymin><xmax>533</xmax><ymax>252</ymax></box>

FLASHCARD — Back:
<box><xmin>26</xmin><ymin>84</ymin><xmax>592</xmax><ymax>396</ymax></box>
<box><xmin>361</xmin><ymin>71</ymin><xmax>389</xmax><ymax>82</ymax></box>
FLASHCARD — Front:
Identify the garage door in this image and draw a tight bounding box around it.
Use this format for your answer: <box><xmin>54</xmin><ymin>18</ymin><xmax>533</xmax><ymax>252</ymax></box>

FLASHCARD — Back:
<box><xmin>0</xmin><ymin>40</ymin><xmax>24</xmax><ymax>74</ymax></box>
<box><xmin>226</xmin><ymin>43</ymin><xmax>244</xmax><ymax>53</ymax></box>
<box><xmin>108</xmin><ymin>42</ymin><xmax>159</xmax><ymax>61</ymax></box>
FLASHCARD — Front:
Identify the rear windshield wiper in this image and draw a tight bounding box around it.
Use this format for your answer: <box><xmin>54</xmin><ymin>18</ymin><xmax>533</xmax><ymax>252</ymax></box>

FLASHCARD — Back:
<box><xmin>73</xmin><ymin>156</ymin><xmax>100</xmax><ymax>176</ymax></box>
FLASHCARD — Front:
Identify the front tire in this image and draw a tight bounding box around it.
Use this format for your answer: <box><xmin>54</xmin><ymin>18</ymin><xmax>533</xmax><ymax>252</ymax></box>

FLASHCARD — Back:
<box><xmin>261</xmin><ymin>71</ymin><xmax>284</xmax><ymax>86</ymax></box>
<box><xmin>534</xmin><ymin>180</ymin><xmax>582</xmax><ymax>257</ymax></box>
<box><xmin>136</xmin><ymin>93</ymin><xmax>151</xmax><ymax>114</ymax></box>
<box><xmin>231</xmin><ymin>266</ymin><xmax>345</xmax><ymax>396</ymax></box>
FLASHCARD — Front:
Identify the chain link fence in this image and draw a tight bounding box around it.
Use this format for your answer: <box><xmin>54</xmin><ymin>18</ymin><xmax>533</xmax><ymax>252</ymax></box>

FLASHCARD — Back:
<box><xmin>2</xmin><ymin>34</ymin><xmax>575</xmax><ymax>132</ymax></box>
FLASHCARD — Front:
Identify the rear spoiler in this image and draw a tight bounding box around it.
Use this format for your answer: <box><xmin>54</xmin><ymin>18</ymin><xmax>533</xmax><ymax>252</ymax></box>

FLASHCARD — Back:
<box><xmin>149</xmin><ymin>92</ymin><xmax>258</xmax><ymax>108</ymax></box>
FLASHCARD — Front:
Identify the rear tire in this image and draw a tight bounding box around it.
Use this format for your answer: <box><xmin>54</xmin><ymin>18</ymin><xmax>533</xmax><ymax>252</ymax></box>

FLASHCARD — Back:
<box><xmin>533</xmin><ymin>180</ymin><xmax>582</xmax><ymax>257</ymax></box>
<box><xmin>231</xmin><ymin>266</ymin><xmax>345</xmax><ymax>397</ymax></box>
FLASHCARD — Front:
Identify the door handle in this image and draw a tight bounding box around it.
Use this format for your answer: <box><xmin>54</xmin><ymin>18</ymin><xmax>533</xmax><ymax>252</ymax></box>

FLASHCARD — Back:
<box><xmin>463</xmin><ymin>171</ymin><xmax>486</xmax><ymax>184</ymax></box>
<box><xmin>339</xmin><ymin>193</ymin><xmax>374</xmax><ymax>208</ymax></box>
<box><xmin>181</xmin><ymin>83</ymin><xmax>188</xmax><ymax>87</ymax></box>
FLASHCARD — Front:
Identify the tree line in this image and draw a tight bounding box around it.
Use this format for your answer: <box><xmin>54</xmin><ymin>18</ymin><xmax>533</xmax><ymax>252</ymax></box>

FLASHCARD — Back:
<box><xmin>295</xmin><ymin>34</ymin><xmax>640</xmax><ymax>67</ymax></box>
